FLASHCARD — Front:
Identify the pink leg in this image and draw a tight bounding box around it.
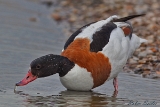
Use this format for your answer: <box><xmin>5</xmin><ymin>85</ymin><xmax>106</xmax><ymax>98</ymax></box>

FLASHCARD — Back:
<box><xmin>113</xmin><ymin>77</ymin><xmax>118</xmax><ymax>92</ymax></box>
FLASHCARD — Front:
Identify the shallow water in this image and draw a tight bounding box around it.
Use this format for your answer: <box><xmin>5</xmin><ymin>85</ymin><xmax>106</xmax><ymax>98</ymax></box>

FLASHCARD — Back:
<box><xmin>0</xmin><ymin>0</ymin><xmax>160</xmax><ymax>107</ymax></box>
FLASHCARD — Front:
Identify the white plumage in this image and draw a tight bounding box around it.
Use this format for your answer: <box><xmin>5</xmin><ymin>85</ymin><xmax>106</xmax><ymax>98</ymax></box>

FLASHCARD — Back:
<box><xmin>60</xmin><ymin>64</ymin><xmax>94</xmax><ymax>91</ymax></box>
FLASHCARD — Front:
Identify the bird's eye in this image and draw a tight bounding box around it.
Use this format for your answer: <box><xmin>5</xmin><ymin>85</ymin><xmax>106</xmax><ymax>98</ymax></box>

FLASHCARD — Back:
<box><xmin>36</xmin><ymin>64</ymin><xmax>41</xmax><ymax>69</ymax></box>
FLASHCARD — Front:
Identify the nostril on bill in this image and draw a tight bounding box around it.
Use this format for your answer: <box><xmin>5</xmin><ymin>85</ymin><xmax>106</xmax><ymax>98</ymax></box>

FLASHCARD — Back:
<box><xmin>26</xmin><ymin>76</ymin><xmax>29</xmax><ymax>79</ymax></box>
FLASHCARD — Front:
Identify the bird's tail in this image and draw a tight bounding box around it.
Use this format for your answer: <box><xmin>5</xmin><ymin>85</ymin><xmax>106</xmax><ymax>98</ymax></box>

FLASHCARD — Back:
<box><xmin>112</xmin><ymin>14</ymin><xmax>145</xmax><ymax>22</ymax></box>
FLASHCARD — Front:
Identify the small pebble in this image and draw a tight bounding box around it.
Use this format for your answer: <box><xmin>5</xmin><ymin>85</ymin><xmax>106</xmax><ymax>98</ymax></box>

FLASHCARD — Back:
<box><xmin>138</xmin><ymin>51</ymin><xmax>147</xmax><ymax>57</ymax></box>
<box><xmin>29</xmin><ymin>17</ymin><xmax>37</xmax><ymax>22</ymax></box>
<box><xmin>51</xmin><ymin>13</ymin><xmax>62</xmax><ymax>21</ymax></box>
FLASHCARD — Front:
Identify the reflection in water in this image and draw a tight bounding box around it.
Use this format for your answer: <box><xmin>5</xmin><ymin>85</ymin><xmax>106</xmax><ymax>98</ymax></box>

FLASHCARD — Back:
<box><xmin>14</xmin><ymin>90</ymin><xmax>127</xmax><ymax>107</ymax></box>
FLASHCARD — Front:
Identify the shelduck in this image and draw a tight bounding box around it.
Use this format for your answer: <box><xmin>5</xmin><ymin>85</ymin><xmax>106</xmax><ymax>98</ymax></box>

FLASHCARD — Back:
<box><xmin>16</xmin><ymin>14</ymin><xmax>147</xmax><ymax>92</ymax></box>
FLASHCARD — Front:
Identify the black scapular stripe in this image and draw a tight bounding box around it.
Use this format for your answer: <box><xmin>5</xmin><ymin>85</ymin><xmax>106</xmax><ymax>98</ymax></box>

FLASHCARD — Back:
<box><xmin>90</xmin><ymin>22</ymin><xmax>117</xmax><ymax>52</ymax></box>
<box><xmin>64</xmin><ymin>22</ymin><xmax>94</xmax><ymax>50</ymax></box>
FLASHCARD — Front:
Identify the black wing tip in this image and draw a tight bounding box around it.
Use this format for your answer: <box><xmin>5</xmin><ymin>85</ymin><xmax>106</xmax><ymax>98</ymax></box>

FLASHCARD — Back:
<box><xmin>113</xmin><ymin>14</ymin><xmax>145</xmax><ymax>22</ymax></box>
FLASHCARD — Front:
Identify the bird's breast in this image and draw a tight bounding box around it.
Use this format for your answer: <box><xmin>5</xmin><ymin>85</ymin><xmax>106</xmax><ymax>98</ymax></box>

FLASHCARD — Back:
<box><xmin>60</xmin><ymin>64</ymin><xmax>94</xmax><ymax>91</ymax></box>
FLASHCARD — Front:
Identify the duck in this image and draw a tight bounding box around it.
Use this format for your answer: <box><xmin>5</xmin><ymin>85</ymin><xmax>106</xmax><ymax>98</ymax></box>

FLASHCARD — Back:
<box><xmin>16</xmin><ymin>14</ymin><xmax>147</xmax><ymax>92</ymax></box>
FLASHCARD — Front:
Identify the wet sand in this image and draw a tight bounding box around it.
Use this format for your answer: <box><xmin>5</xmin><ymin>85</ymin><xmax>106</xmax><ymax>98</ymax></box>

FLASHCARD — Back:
<box><xmin>0</xmin><ymin>0</ymin><xmax>160</xmax><ymax>107</ymax></box>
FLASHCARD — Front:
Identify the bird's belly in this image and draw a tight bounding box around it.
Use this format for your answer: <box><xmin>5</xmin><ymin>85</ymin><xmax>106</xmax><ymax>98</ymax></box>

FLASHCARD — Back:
<box><xmin>60</xmin><ymin>64</ymin><xmax>94</xmax><ymax>91</ymax></box>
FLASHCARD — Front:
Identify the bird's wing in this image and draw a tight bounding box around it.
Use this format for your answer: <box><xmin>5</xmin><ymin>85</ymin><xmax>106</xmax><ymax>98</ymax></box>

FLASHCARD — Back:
<box><xmin>63</xmin><ymin>22</ymin><xmax>117</xmax><ymax>52</ymax></box>
<box><xmin>63</xmin><ymin>14</ymin><xmax>145</xmax><ymax>52</ymax></box>
<box><xmin>63</xmin><ymin>15</ymin><xmax>119</xmax><ymax>51</ymax></box>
